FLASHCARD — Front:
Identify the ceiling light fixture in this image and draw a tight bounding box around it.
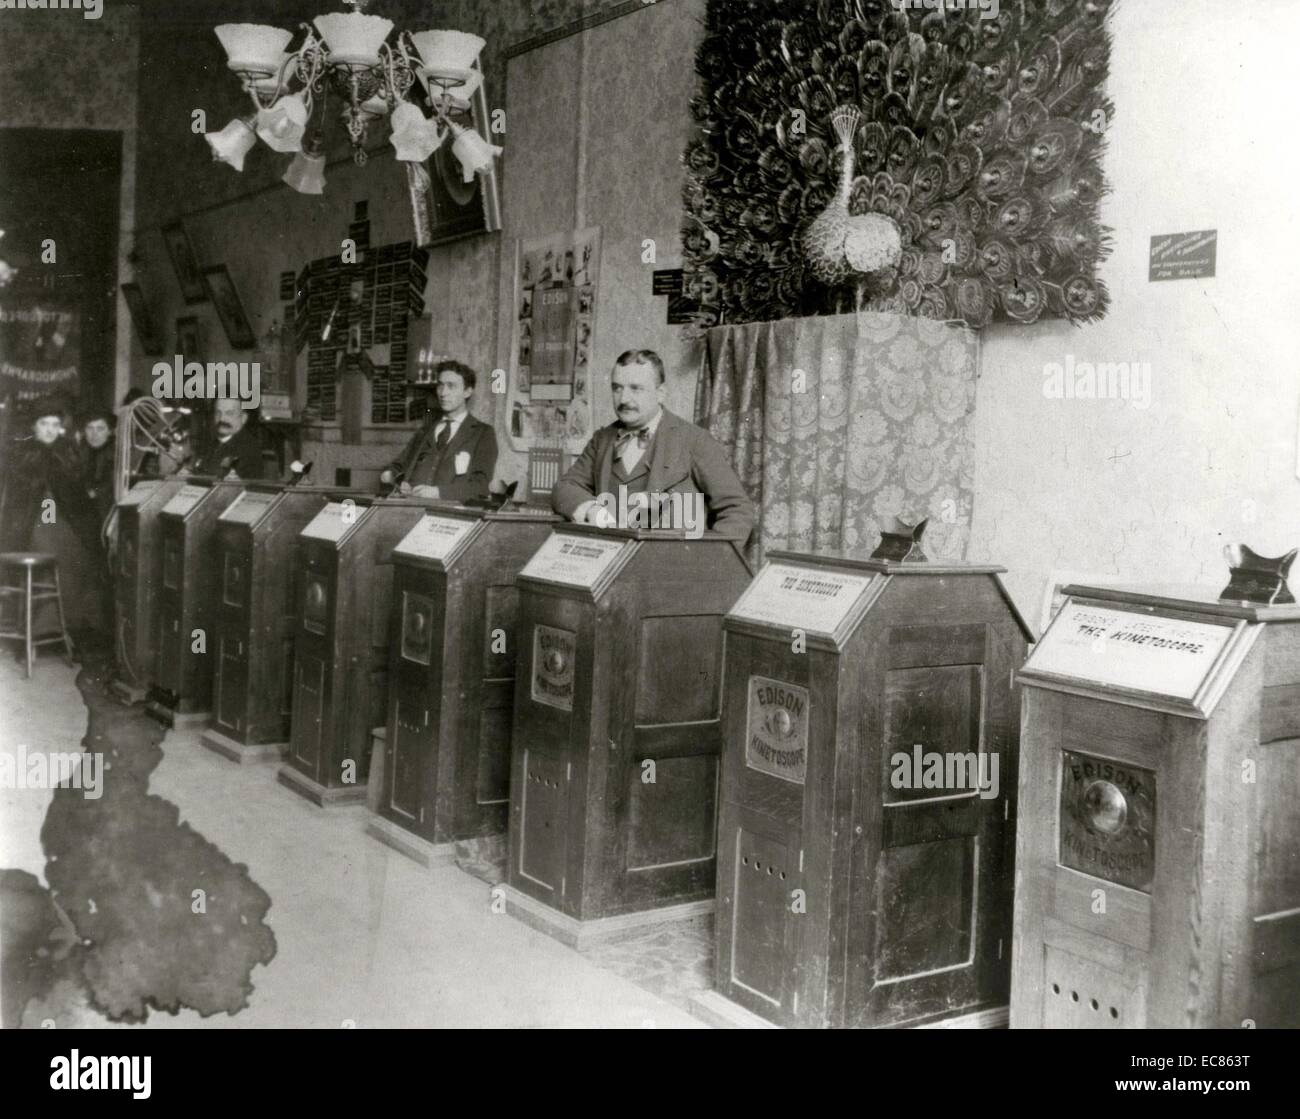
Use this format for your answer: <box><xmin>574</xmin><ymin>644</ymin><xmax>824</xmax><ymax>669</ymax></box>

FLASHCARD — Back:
<box><xmin>209</xmin><ymin>0</ymin><xmax>500</xmax><ymax>197</ymax></box>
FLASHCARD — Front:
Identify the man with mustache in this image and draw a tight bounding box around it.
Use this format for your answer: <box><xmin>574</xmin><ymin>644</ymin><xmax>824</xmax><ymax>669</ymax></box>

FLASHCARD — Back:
<box><xmin>552</xmin><ymin>349</ymin><xmax>754</xmax><ymax>541</ymax></box>
<box><xmin>191</xmin><ymin>397</ymin><xmax>269</xmax><ymax>479</ymax></box>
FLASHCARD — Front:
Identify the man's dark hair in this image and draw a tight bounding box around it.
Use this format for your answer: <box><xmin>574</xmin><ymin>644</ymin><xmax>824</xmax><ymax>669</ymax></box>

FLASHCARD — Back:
<box><xmin>613</xmin><ymin>349</ymin><xmax>665</xmax><ymax>385</ymax></box>
<box><xmin>80</xmin><ymin>406</ymin><xmax>115</xmax><ymax>429</ymax></box>
<box><xmin>434</xmin><ymin>359</ymin><xmax>477</xmax><ymax>393</ymax></box>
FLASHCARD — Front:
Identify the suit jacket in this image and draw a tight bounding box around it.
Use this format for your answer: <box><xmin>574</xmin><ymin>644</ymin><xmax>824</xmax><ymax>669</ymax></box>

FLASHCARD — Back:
<box><xmin>0</xmin><ymin>436</ymin><xmax>97</xmax><ymax>552</ymax></box>
<box><xmin>193</xmin><ymin>425</ymin><xmax>269</xmax><ymax>480</ymax></box>
<box><xmin>81</xmin><ymin>439</ymin><xmax>116</xmax><ymax>525</ymax></box>
<box><xmin>552</xmin><ymin>408</ymin><xmax>755</xmax><ymax>542</ymax></box>
<box><xmin>388</xmin><ymin>411</ymin><xmax>497</xmax><ymax>503</ymax></box>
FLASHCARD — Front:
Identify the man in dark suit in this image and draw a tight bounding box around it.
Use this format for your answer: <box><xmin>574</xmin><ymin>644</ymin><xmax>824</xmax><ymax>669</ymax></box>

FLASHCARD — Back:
<box><xmin>380</xmin><ymin>360</ymin><xmax>497</xmax><ymax>503</ymax></box>
<box><xmin>191</xmin><ymin>397</ymin><xmax>269</xmax><ymax>479</ymax></box>
<box><xmin>553</xmin><ymin>349</ymin><xmax>754</xmax><ymax>542</ymax></box>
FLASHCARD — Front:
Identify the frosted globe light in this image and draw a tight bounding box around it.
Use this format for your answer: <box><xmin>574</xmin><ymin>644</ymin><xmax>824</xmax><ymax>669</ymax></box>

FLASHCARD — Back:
<box><xmin>214</xmin><ymin>24</ymin><xmax>293</xmax><ymax>75</ymax></box>
<box><xmin>311</xmin><ymin>12</ymin><xmax>394</xmax><ymax>67</ymax></box>
<box><xmin>207</xmin><ymin>118</ymin><xmax>257</xmax><ymax>171</ymax></box>
<box><xmin>256</xmin><ymin>93</ymin><xmax>309</xmax><ymax>153</ymax></box>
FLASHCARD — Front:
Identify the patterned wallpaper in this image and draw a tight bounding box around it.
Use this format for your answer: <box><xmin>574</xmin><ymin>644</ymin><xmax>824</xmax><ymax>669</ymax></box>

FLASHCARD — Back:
<box><xmin>0</xmin><ymin>5</ymin><xmax>139</xmax><ymax>131</ymax></box>
<box><xmin>0</xmin><ymin>5</ymin><xmax>140</xmax><ymax>405</ymax></box>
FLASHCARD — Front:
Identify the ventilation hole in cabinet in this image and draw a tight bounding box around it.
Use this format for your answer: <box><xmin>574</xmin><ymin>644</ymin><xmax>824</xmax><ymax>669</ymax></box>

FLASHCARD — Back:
<box><xmin>1110</xmin><ymin>1007</ymin><xmax>1119</xmax><ymax>1019</ymax></box>
<box><xmin>742</xmin><ymin>857</ymin><xmax>749</xmax><ymax>866</ymax></box>
<box><xmin>1071</xmin><ymin>991</ymin><xmax>1079</xmax><ymax>1002</ymax></box>
<box><xmin>1090</xmin><ymin>998</ymin><xmax>1099</xmax><ymax>1011</ymax></box>
<box><xmin>1051</xmin><ymin>983</ymin><xmax>1060</xmax><ymax>995</ymax></box>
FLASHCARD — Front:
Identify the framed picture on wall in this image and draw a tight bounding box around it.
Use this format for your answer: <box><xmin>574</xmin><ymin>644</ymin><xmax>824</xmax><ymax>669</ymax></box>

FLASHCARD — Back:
<box><xmin>202</xmin><ymin>265</ymin><xmax>257</xmax><ymax>349</ymax></box>
<box><xmin>175</xmin><ymin>315</ymin><xmax>202</xmax><ymax>362</ymax></box>
<box><xmin>161</xmin><ymin>219</ymin><xmax>207</xmax><ymax>305</ymax></box>
<box><xmin>175</xmin><ymin>317</ymin><xmax>202</xmax><ymax>369</ymax></box>
<box><xmin>121</xmin><ymin>282</ymin><xmax>163</xmax><ymax>355</ymax></box>
<box><xmin>407</xmin><ymin>73</ymin><xmax>502</xmax><ymax>247</ymax></box>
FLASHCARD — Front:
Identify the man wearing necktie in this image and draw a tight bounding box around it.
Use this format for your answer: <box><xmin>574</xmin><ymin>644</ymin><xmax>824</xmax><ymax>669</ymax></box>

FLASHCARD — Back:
<box><xmin>380</xmin><ymin>360</ymin><xmax>498</xmax><ymax>502</ymax></box>
<box><xmin>552</xmin><ymin>349</ymin><xmax>755</xmax><ymax>542</ymax></box>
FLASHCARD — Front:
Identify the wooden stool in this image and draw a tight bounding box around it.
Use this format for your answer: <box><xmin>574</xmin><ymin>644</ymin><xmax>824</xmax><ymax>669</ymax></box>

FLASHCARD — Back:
<box><xmin>0</xmin><ymin>553</ymin><xmax>76</xmax><ymax>678</ymax></box>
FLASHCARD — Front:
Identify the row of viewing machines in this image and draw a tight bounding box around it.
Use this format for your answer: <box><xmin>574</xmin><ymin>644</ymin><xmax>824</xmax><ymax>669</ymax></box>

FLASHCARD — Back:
<box><xmin>112</xmin><ymin>474</ymin><xmax>1299</xmax><ymax>1030</ymax></box>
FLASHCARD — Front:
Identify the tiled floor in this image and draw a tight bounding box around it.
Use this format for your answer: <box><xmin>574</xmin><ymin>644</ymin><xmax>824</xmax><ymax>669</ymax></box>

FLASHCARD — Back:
<box><xmin>0</xmin><ymin>646</ymin><xmax>714</xmax><ymax>1029</ymax></box>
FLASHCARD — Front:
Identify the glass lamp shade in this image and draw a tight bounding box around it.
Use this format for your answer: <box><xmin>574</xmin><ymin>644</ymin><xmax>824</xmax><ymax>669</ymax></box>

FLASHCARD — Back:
<box><xmin>450</xmin><ymin>123</ymin><xmax>502</xmax><ymax>182</ymax></box>
<box><xmin>215</xmin><ymin>24</ymin><xmax>293</xmax><ymax>75</ymax></box>
<box><xmin>283</xmin><ymin>150</ymin><xmax>327</xmax><ymax>195</ymax></box>
<box><xmin>390</xmin><ymin>103</ymin><xmax>444</xmax><ymax>163</ymax></box>
<box><xmin>256</xmin><ymin>93</ymin><xmax>309</xmax><ymax>153</ymax></box>
<box><xmin>360</xmin><ymin>94</ymin><xmax>391</xmax><ymax>118</ymax></box>
<box><xmin>207</xmin><ymin>118</ymin><xmax>257</xmax><ymax>172</ymax></box>
<box><xmin>408</xmin><ymin>30</ymin><xmax>485</xmax><ymax>80</ymax></box>
<box><xmin>416</xmin><ymin>66</ymin><xmax>481</xmax><ymax>107</ymax></box>
<box><xmin>312</xmin><ymin>12</ymin><xmax>394</xmax><ymax>67</ymax></box>
<box><xmin>250</xmin><ymin>53</ymin><xmax>295</xmax><ymax>97</ymax></box>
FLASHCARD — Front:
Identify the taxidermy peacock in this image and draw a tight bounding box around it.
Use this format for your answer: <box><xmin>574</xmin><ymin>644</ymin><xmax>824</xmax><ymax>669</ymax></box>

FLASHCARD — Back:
<box><xmin>681</xmin><ymin>0</ymin><xmax>1115</xmax><ymax>328</ymax></box>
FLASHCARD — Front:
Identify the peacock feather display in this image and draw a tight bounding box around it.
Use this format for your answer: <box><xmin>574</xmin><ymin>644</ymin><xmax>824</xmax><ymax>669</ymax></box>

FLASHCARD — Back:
<box><xmin>681</xmin><ymin>0</ymin><xmax>1115</xmax><ymax>328</ymax></box>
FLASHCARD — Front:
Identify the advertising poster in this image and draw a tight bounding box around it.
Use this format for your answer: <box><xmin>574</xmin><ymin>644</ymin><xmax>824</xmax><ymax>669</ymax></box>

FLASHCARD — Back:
<box><xmin>507</xmin><ymin>227</ymin><xmax>599</xmax><ymax>453</ymax></box>
<box><xmin>0</xmin><ymin>300</ymin><xmax>80</xmax><ymax>402</ymax></box>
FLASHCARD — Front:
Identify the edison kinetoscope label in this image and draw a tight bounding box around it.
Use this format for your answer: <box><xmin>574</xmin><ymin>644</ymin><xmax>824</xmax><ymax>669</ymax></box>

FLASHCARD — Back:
<box><xmin>745</xmin><ymin>676</ymin><xmax>808</xmax><ymax>785</ymax></box>
<box><xmin>532</xmin><ymin>625</ymin><xmax>575</xmax><ymax>711</ymax></box>
<box><xmin>1059</xmin><ymin>749</ymin><xmax>1156</xmax><ymax>892</ymax></box>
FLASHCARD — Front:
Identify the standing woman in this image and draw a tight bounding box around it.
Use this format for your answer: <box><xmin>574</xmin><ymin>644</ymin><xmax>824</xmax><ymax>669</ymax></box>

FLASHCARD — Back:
<box><xmin>78</xmin><ymin>406</ymin><xmax>117</xmax><ymax>528</ymax></box>
<box><xmin>0</xmin><ymin>398</ymin><xmax>101</xmax><ymax>643</ymax></box>
<box><xmin>78</xmin><ymin>405</ymin><xmax>118</xmax><ymax>638</ymax></box>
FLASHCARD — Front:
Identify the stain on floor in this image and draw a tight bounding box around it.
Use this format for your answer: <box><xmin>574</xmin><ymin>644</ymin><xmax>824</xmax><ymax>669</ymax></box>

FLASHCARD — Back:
<box><xmin>2</xmin><ymin>642</ymin><xmax>276</xmax><ymax>1026</ymax></box>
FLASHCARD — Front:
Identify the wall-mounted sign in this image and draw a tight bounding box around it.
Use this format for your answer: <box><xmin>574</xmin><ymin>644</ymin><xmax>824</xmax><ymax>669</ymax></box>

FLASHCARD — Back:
<box><xmin>1149</xmin><ymin>230</ymin><xmax>1217</xmax><ymax>282</ymax></box>
<box><xmin>651</xmin><ymin>269</ymin><xmax>683</xmax><ymax>296</ymax></box>
<box><xmin>650</xmin><ymin>268</ymin><xmax>699</xmax><ymax>324</ymax></box>
<box><xmin>729</xmin><ymin>562</ymin><xmax>874</xmax><ymax>639</ymax></box>
<box><xmin>520</xmin><ymin>533</ymin><xmax>629</xmax><ymax>589</ymax></box>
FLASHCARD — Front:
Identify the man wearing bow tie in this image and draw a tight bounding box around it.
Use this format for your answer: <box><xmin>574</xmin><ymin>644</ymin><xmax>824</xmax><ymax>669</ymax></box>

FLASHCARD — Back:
<box><xmin>380</xmin><ymin>360</ymin><xmax>497</xmax><ymax>502</ymax></box>
<box><xmin>552</xmin><ymin>349</ymin><xmax>754</xmax><ymax>541</ymax></box>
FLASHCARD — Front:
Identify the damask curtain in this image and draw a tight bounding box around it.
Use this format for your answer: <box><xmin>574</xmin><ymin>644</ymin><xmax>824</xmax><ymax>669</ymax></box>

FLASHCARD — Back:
<box><xmin>695</xmin><ymin>311</ymin><xmax>979</xmax><ymax>563</ymax></box>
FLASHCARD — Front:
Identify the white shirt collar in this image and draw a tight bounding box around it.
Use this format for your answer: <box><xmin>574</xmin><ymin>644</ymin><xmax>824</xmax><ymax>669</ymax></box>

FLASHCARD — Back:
<box><xmin>438</xmin><ymin>408</ymin><xmax>468</xmax><ymax>428</ymax></box>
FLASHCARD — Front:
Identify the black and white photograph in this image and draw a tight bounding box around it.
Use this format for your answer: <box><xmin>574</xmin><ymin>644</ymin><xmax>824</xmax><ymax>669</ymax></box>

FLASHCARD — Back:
<box><xmin>0</xmin><ymin>0</ymin><xmax>1296</xmax><ymax>1074</ymax></box>
<box><xmin>161</xmin><ymin>218</ymin><xmax>208</xmax><ymax>306</ymax></box>
<box><xmin>201</xmin><ymin>264</ymin><xmax>256</xmax><ymax>349</ymax></box>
